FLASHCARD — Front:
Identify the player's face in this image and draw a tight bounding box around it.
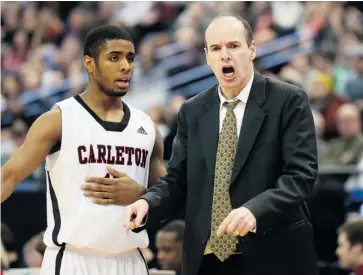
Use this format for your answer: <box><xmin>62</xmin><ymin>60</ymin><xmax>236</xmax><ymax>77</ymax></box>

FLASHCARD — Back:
<box><xmin>205</xmin><ymin>17</ymin><xmax>256</xmax><ymax>93</ymax></box>
<box><xmin>89</xmin><ymin>39</ymin><xmax>135</xmax><ymax>97</ymax></box>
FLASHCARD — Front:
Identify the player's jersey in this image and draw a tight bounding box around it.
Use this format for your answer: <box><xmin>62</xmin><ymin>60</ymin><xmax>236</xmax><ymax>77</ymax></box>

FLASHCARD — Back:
<box><xmin>43</xmin><ymin>95</ymin><xmax>155</xmax><ymax>254</ymax></box>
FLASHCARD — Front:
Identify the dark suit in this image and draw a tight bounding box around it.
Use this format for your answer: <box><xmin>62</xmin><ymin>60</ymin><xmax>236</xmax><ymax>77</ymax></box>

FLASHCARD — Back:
<box><xmin>142</xmin><ymin>72</ymin><xmax>319</xmax><ymax>275</ymax></box>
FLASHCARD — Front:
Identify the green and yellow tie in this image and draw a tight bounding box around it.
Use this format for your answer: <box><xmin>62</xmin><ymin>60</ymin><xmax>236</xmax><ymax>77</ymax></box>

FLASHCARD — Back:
<box><xmin>210</xmin><ymin>100</ymin><xmax>240</xmax><ymax>262</ymax></box>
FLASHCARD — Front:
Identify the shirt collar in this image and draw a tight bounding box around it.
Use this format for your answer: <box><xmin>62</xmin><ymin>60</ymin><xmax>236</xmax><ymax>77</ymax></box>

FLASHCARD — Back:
<box><xmin>218</xmin><ymin>72</ymin><xmax>254</xmax><ymax>110</ymax></box>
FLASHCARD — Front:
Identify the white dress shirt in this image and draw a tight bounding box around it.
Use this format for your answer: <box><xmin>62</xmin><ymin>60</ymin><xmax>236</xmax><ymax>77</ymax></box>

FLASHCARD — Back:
<box><xmin>218</xmin><ymin>73</ymin><xmax>254</xmax><ymax>136</ymax></box>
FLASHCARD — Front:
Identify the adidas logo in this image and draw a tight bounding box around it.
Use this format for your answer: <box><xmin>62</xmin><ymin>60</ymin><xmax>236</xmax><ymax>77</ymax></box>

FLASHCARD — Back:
<box><xmin>137</xmin><ymin>127</ymin><xmax>147</xmax><ymax>135</ymax></box>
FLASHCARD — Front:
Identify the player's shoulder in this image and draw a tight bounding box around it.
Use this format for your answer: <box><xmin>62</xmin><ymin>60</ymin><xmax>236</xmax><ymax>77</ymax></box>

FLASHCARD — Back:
<box><xmin>125</xmin><ymin>102</ymin><xmax>155</xmax><ymax>128</ymax></box>
<box><xmin>40</xmin><ymin>107</ymin><xmax>62</xmax><ymax>125</ymax></box>
<box><xmin>126</xmin><ymin>102</ymin><xmax>150</xmax><ymax>119</ymax></box>
<box><xmin>28</xmin><ymin>107</ymin><xmax>62</xmax><ymax>140</ymax></box>
<box><xmin>32</xmin><ymin>97</ymin><xmax>76</xmax><ymax>133</ymax></box>
<box><xmin>52</xmin><ymin>96</ymin><xmax>78</xmax><ymax>110</ymax></box>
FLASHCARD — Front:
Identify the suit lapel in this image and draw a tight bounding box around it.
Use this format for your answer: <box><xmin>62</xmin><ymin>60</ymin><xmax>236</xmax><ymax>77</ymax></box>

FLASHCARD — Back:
<box><xmin>231</xmin><ymin>72</ymin><xmax>266</xmax><ymax>185</ymax></box>
<box><xmin>199</xmin><ymin>85</ymin><xmax>220</xmax><ymax>176</ymax></box>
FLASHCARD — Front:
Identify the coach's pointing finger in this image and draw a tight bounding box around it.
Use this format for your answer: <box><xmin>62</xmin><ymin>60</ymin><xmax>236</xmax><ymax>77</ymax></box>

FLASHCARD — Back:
<box><xmin>123</xmin><ymin>199</ymin><xmax>149</xmax><ymax>229</ymax></box>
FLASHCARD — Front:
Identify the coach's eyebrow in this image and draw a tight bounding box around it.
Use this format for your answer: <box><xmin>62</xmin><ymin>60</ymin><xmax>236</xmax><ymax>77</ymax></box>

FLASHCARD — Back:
<box><xmin>209</xmin><ymin>44</ymin><xmax>220</xmax><ymax>50</ymax></box>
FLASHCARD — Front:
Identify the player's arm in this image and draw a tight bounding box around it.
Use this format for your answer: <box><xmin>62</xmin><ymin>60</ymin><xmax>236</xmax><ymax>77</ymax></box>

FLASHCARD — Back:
<box><xmin>1</xmin><ymin>108</ymin><xmax>62</xmax><ymax>202</ymax></box>
<box><xmin>148</xmin><ymin>123</ymin><xmax>167</xmax><ymax>187</ymax></box>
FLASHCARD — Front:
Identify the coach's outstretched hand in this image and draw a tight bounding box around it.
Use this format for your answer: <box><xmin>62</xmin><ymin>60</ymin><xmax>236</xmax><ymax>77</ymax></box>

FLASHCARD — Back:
<box><xmin>81</xmin><ymin>165</ymin><xmax>146</xmax><ymax>205</ymax></box>
<box><xmin>123</xmin><ymin>199</ymin><xmax>149</xmax><ymax>230</ymax></box>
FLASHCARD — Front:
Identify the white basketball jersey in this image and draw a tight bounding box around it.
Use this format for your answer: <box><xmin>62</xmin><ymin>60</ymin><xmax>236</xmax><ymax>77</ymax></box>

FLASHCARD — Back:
<box><xmin>43</xmin><ymin>95</ymin><xmax>156</xmax><ymax>254</ymax></box>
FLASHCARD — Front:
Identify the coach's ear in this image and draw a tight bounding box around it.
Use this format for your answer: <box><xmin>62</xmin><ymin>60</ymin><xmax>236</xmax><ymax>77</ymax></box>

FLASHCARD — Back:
<box><xmin>83</xmin><ymin>55</ymin><xmax>95</xmax><ymax>74</ymax></box>
<box><xmin>204</xmin><ymin>47</ymin><xmax>211</xmax><ymax>66</ymax></box>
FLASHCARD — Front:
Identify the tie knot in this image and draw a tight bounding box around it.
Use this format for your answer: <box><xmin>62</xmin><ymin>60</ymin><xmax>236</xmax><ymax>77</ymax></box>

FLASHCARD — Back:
<box><xmin>223</xmin><ymin>100</ymin><xmax>240</xmax><ymax>112</ymax></box>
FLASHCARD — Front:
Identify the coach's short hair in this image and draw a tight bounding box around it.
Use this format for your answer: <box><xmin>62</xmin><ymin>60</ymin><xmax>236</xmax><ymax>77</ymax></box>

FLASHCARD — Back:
<box><xmin>205</xmin><ymin>13</ymin><xmax>253</xmax><ymax>49</ymax></box>
<box><xmin>83</xmin><ymin>25</ymin><xmax>134</xmax><ymax>59</ymax></box>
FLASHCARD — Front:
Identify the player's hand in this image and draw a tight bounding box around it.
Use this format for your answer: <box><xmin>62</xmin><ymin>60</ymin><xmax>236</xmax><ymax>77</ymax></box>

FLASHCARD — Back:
<box><xmin>216</xmin><ymin>207</ymin><xmax>256</xmax><ymax>237</ymax></box>
<box><xmin>123</xmin><ymin>199</ymin><xmax>149</xmax><ymax>230</ymax></box>
<box><xmin>81</xmin><ymin>166</ymin><xmax>146</xmax><ymax>205</ymax></box>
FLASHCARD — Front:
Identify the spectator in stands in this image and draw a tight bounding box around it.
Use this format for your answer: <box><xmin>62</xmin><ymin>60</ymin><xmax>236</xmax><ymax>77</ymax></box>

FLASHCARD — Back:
<box><xmin>123</xmin><ymin>36</ymin><xmax>169</xmax><ymax>111</ymax></box>
<box><xmin>279</xmin><ymin>54</ymin><xmax>317</xmax><ymax>93</ymax></box>
<box><xmin>66</xmin><ymin>59</ymin><xmax>87</xmax><ymax>96</ymax></box>
<box><xmin>1</xmin><ymin>223</ymin><xmax>18</xmax><ymax>270</ymax></box>
<box><xmin>271</xmin><ymin>2</ymin><xmax>303</xmax><ymax>36</ymax></box>
<box><xmin>312</xmin><ymin>51</ymin><xmax>349</xmax><ymax>96</ymax></box>
<box><xmin>336</xmin><ymin>219</ymin><xmax>363</xmax><ymax>275</ymax></box>
<box><xmin>1</xmin><ymin>240</ymin><xmax>16</xmax><ymax>270</ymax></box>
<box><xmin>309</xmin><ymin>72</ymin><xmax>346</xmax><ymax>139</ymax></box>
<box><xmin>155</xmin><ymin>220</ymin><xmax>185</xmax><ymax>275</ymax></box>
<box><xmin>2</xmin><ymin>73</ymin><xmax>22</xmax><ymax>100</ymax></box>
<box><xmin>22</xmin><ymin>231</ymin><xmax>45</xmax><ymax>268</ymax></box>
<box><xmin>345</xmin><ymin>52</ymin><xmax>363</xmax><ymax>106</ymax></box>
<box><xmin>162</xmin><ymin>95</ymin><xmax>186</xmax><ymax>160</ymax></box>
<box><xmin>1</xmin><ymin>119</ymin><xmax>28</xmax><ymax>164</ymax></box>
<box><xmin>146</xmin><ymin>95</ymin><xmax>186</xmax><ymax>157</ymax></box>
<box><xmin>279</xmin><ymin>66</ymin><xmax>304</xmax><ymax>88</ymax></box>
<box><xmin>312</xmin><ymin>110</ymin><xmax>327</xmax><ymax>156</ymax></box>
<box><xmin>320</xmin><ymin>103</ymin><xmax>363</xmax><ymax>166</ymax></box>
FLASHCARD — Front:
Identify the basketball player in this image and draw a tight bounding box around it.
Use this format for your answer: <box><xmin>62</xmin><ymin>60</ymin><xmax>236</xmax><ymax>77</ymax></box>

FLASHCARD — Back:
<box><xmin>1</xmin><ymin>25</ymin><xmax>166</xmax><ymax>275</ymax></box>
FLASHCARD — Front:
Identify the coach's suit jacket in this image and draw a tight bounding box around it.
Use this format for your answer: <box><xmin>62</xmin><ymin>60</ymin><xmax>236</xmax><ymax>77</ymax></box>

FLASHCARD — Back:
<box><xmin>142</xmin><ymin>72</ymin><xmax>319</xmax><ymax>275</ymax></box>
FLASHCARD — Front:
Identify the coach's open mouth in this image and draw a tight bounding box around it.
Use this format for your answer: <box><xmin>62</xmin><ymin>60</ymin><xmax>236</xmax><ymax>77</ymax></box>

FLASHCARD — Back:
<box><xmin>222</xmin><ymin>65</ymin><xmax>235</xmax><ymax>79</ymax></box>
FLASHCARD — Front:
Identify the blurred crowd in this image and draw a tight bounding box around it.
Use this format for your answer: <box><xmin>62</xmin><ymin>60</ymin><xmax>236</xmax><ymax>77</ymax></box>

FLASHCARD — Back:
<box><xmin>2</xmin><ymin>1</ymin><xmax>363</xmax><ymax>167</ymax></box>
<box><xmin>2</xmin><ymin>1</ymin><xmax>363</xmax><ymax>273</ymax></box>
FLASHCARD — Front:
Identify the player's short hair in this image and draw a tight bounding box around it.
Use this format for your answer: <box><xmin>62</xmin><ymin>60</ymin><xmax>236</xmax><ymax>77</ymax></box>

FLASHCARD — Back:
<box><xmin>160</xmin><ymin>220</ymin><xmax>185</xmax><ymax>242</ymax></box>
<box><xmin>205</xmin><ymin>13</ymin><xmax>253</xmax><ymax>50</ymax></box>
<box><xmin>338</xmin><ymin>219</ymin><xmax>363</xmax><ymax>246</ymax></box>
<box><xmin>83</xmin><ymin>25</ymin><xmax>134</xmax><ymax>60</ymax></box>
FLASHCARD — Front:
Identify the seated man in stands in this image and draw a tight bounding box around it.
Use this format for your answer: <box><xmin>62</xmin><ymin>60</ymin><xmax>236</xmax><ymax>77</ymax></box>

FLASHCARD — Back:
<box><xmin>23</xmin><ymin>231</ymin><xmax>46</xmax><ymax>268</ymax></box>
<box><xmin>309</xmin><ymin>72</ymin><xmax>346</xmax><ymax>140</ymax></box>
<box><xmin>319</xmin><ymin>103</ymin><xmax>363</xmax><ymax>167</ymax></box>
<box><xmin>336</xmin><ymin>219</ymin><xmax>363</xmax><ymax>275</ymax></box>
<box><xmin>312</xmin><ymin>110</ymin><xmax>327</xmax><ymax>157</ymax></box>
<box><xmin>154</xmin><ymin>220</ymin><xmax>185</xmax><ymax>275</ymax></box>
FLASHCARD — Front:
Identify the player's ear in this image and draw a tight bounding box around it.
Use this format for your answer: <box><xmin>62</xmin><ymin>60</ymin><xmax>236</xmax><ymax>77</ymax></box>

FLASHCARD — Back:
<box><xmin>83</xmin><ymin>55</ymin><xmax>95</xmax><ymax>74</ymax></box>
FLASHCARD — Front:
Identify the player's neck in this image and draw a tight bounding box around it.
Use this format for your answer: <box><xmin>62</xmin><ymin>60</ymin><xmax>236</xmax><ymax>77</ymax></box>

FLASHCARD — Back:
<box><xmin>81</xmin><ymin>88</ymin><xmax>122</xmax><ymax>111</ymax></box>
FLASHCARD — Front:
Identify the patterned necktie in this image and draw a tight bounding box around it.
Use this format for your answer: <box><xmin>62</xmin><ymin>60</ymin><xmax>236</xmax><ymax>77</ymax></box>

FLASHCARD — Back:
<box><xmin>210</xmin><ymin>100</ymin><xmax>240</xmax><ymax>262</ymax></box>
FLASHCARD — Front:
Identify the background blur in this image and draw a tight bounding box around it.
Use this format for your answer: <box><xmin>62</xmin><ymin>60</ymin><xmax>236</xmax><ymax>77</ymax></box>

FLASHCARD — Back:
<box><xmin>2</xmin><ymin>1</ymin><xmax>363</xmax><ymax>274</ymax></box>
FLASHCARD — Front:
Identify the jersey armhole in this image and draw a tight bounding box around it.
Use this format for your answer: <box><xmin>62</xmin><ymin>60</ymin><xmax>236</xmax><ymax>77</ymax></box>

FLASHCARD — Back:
<box><xmin>46</xmin><ymin>105</ymin><xmax>65</xmax><ymax>171</ymax></box>
<box><xmin>49</xmin><ymin>141</ymin><xmax>61</xmax><ymax>154</ymax></box>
